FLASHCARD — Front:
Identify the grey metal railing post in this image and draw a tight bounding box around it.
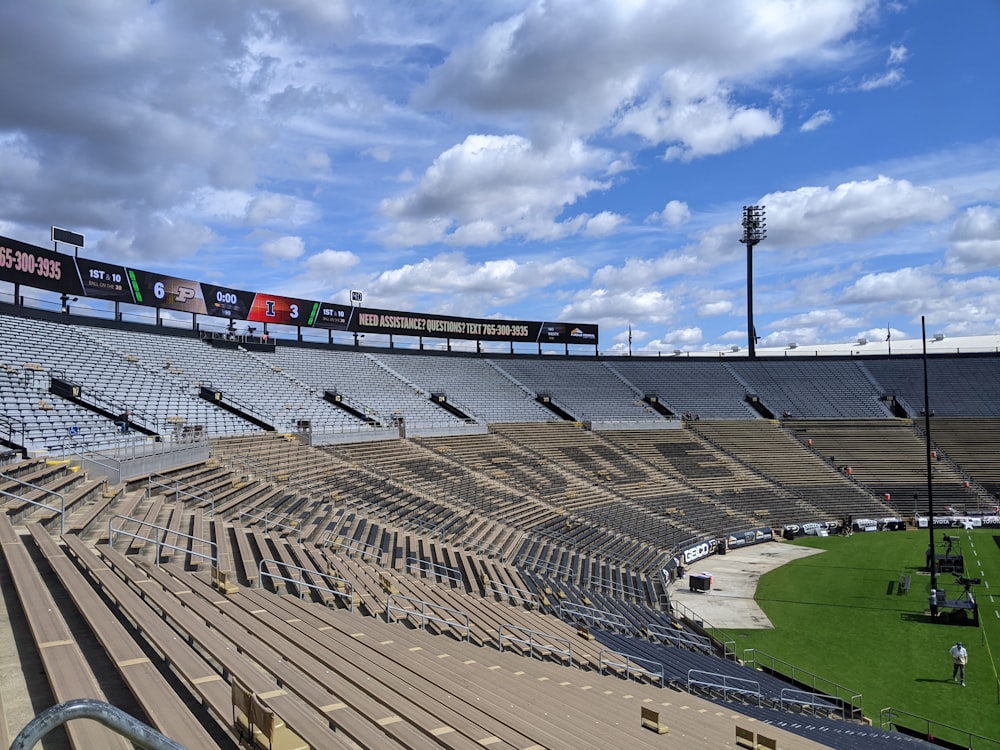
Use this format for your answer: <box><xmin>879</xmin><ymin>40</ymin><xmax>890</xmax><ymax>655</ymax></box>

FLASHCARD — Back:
<box><xmin>10</xmin><ymin>698</ymin><xmax>187</xmax><ymax>750</ymax></box>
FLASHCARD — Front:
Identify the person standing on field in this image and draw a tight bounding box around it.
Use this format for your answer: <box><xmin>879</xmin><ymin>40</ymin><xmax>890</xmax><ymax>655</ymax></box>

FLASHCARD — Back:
<box><xmin>950</xmin><ymin>641</ymin><xmax>968</xmax><ymax>686</ymax></box>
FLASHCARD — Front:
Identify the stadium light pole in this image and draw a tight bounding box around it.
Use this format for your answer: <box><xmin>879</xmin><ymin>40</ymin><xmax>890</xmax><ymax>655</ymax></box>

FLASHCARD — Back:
<box><xmin>922</xmin><ymin>315</ymin><xmax>938</xmax><ymax>618</ymax></box>
<box><xmin>741</xmin><ymin>205</ymin><xmax>766</xmax><ymax>359</ymax></box>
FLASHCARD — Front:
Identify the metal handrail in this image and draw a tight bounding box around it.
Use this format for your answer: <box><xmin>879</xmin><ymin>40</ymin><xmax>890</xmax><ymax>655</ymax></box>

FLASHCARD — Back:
<box><xmin>485</xmin><ymin>578</ymin><xmax>538</xmax><ymax>608</ymax></box>
<box><xmin>514</xmin><ymin>552</ymin><xmax>578</xmax><ymax>580</ymax></box>
<box><xmin>222</xmin><ymin>454</ymin><xmax>273</xmax><ymax>483</ymax></box>
<box><xmin>599</xmin><ymin>649</ymin><xmax>664</xmax><ymax>685</ymax></box>
<box><xmin>687</xmin><ymin>669</ymin><xmax>761</xmax><ymax>705</ymax></box>
<box><xmin>498</xmin><ymin>623</ymin><xmax>572</xmax><ymax>664</ymax></box>
<box><xmin>743</xmin><ymin>648</ymin><xmax>863</xmax><ymax>720</ymax></box>
<box><xmin>386</xmin><ymin>593</ymin><xmax>470</xmax><ymax>641</ymax></box>
<box><xmin>405</xmin><ymin>556</ymin><xmax>462</xmax><ymax>585</ymax></box>
<box><xmin>588</xmin><ymin>572</ymin><xmax>644</xmax><ymax>600</ymax></box>
<box><xmin>559</xmin><ymin>600</ymin><xmax>633</xmax><ymax>632</ymax></box>
<box><xmin>147</xmin><ymin>473</ymin><xmax>215</xmax><ymax>518</ymax></box>
<box><xmin>10</xmin><ymin>698</ymin><xmax>186</xmax><ymax>750</ymax></box>
<box><xmin>0</xmin><ymin>412</ymin><xmax>25</xmax><ymax>450</ymax></box>
<box><xmin>256</xmin><ymin>558</ymin><xmax>355</xmax><ymax>612</ymax></box>
<box><xmin>239</xmin><ymin>509</ymin><xmax>301</xmax><ymax>543</ymax></box>
<box><xmin>880</xmin><ymin>707</ymin><xmax>1000</xmax><ymax>748</ymax></box>
<box><xmin>66</xmin><ymin>446</ymin><xmax>120</xmax><ymax>482</ymax></box>
<box><xmin>669</xmin><ymin>596</ymin><xmax>737</xmax><ymax>659</ymax></box>
<box><xmin>49</xmin><ymin>368</ymin><xmax>159</xmax><ymax>435</ymax></box>
<box><xmin>322</xmin><ymin>532</ymin><xmax>384</xmax><ymax>564</ymax></box>
<box><xmin>645</xmin><ymin>621</ymin><xmax>712</xmax><ymax>652</ymax></box>
<box><xmin>0</xmin><ymin>472</ymin><xmax>66</xmax><ymax>534</ymax></box>
<box><xmin>466</xmin><ymin>537</ymin><xmax>507</xmax><ymax>559</ymax></box>
<box><xmin>198</xmin><ymin>379</ymin><xmax>274</xmax><ymax>427</ymax></box>
<box><xmin>780</xmin><ymin>688</ymin><xmax>841</xmax><ymax>717</ymax></box>
<box><xmin>108</xmin><ymin>514</ymin><xmax>218</xmax><ymax>568</ymax></box>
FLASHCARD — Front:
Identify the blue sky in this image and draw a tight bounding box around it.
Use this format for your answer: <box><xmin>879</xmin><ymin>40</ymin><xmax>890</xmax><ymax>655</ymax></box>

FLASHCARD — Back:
<box><xmin>1</xmin><ymin>1</ymin><xmax>998</xmax><ymax>353</ymax></box>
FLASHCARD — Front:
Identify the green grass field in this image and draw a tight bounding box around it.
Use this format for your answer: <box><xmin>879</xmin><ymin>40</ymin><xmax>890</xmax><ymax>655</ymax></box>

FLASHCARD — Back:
<box><xmin>729</xmin><ymin>529</ymin><xmax>1000</xmax><ymax>744</ymax></box>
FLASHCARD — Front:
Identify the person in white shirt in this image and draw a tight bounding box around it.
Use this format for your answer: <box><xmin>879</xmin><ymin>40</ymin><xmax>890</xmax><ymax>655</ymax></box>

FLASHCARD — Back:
<box><xmin>950</xmin><ymin>641</ymin><xmax>968</xmax><ymax>686</ymax></box>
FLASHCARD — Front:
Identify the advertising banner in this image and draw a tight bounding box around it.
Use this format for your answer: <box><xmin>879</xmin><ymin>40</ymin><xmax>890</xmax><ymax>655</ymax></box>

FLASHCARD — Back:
<box><xmin>724</xmin><ymin>526</ymin><xmax>774</xmax><ymax>550</ymax></box>
<box><xmin>915</xmin><ymin>515</ymin><xmax>1000</xmax><ymax>529</ymax></box>
<box><xmin>0</xmin><ymin>236</ymin><xmax>81</xmax><ymax>295</ymax></box>
<box><xmin>0</xmin><ymin>235</ymin><xmax>599</xmax><ymax>345</ymax></box>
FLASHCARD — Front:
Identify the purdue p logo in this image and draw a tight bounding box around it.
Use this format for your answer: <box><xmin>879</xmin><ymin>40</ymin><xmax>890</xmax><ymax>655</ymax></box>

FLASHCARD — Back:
<box><xmin>175</xmin><ymin>285</ymin><xmax>197</xmax><ymax>303</ymax></box>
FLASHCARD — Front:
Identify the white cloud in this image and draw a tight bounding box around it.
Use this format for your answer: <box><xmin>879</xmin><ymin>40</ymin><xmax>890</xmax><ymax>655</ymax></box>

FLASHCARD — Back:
<box><xmin>303</xmin><ymin>248</ymin><xmax>361</xmax><ymax>276</ymax></box>
<box><xmin>858</xmin><ymin>68</ymin><xmax>904</xmax><ymax>91</ymax></box>
<box><xmin>560</xmin><ymin>287</ymin><xmax>678</xmax><ymax>325</ymax></box>
<box><xmin>841</xmin><ymin>266</ymin><xmax>938</xmax><ymax>303</ymax></box>
<box><xmin>302</xmin><ymin>148</ymin><xmax>332</xmax><ymax>174</ymax></box>
<box><xmin>100</xmin><ymin>216</ymin><xmax>218</xmax><ymax>262</ymax></box>
<box><xmin>649</xmin><ymin>200</ymin><xmax>691</xmax><ymax>226</ymax></box>
<box><xmin>584</xmin><ymin>211</ymin><xmax>625</xmax><ymax>237</ymax></box>
<box><xmin>698</xmin><ymin>300</ymin><xmax>733</xmax><ymax>316</ymax></box>
<box><xmin>618</xmin><ymin>76</ymin><xmax>782</xmax><ymax>160</ymax></box>
<box><xmin>0</xmin><ymin>134</ymin><xmax>41</xmax><ymax>184</ymax></box>
<box><xmin>718</xmin><ymin>329</ymin><xmax>748</xmax><ymax>343</ymax></box>
<box><xmin>379</xmin><ymin>134</ymin><xmax>612</xmax><ymax>246</ymax></box>
<box><xmin>762</xmin><ymin>175</ymin><xmax>952</xmax><ymax>250</ymax></box>
<box><xmin>1</xmin><ymin>0</ymin><xmax>995</xmax><ymax>349</ymax></box>
<box><xmin>182</xmin><ymin>188</ymin><xmax>321</xmax><ymax>227</ymax></box>
<box><xmin>770</xmin><ymin>308</ymin><xmax>863</xmax><ymax>331</ymax></box>
<box><xmin>945</xmin><ymin>205</ymin><xmax>1000</xmax><ymax>273</ymax></box>
<box><xmin>615</xmin><ymin>326</ymin><xmax>646</xmax><ymax>344</ymax></box>
<box><xmin>800</xmin><ymin>109</ymin><xmax>834</xmax><ymax>132</ymax></box>
<box><xmin>262</xmin><ymin>235</ymin><xmax>305</xmax><ymax>262</ymax></box>
<box><xmin>591</xmin><ymin>253</ymin><xmax>706</xmax><ymax>291</ymax></box>
<box><xmin>759</xmin><ymin>328</ymin><xmax>821</xmax><ymax>347</ymax></box>
<box><xmin>420</xmin><ymin>0</ymin><xmax>871</xmax><ymax>137</ymax></box>
<box><xmin>858</xmin><ymin>325</ymin><xmax>904</xmax><ymax>342</ymax></box>
<box><xmin>368</xmin><ymin>252</ymin><xmax>588</xmax><ymax>305</ymax></box>
<box><xmin>665</xmin><ymin>326</ymin><xmax>703</xmax><ymax>345</ymax></box>
<box><xmin>246</xmin><ymin>192</ymin><xmax>320</xmax><ymax>226</ymax></box>
<box><xmin>363</xmin><ymin>146</ymin><xmax>392</xmax><ymax>163</ymax></box>
<box><xmin>887</xmin><ymin>43</ymin><xmax>908</xmax><ymax>65</ymax></box>
<box><xmin>448</xmin><ymin>220</ymin><xmax>504</xmax><ymax>246</ymax></box>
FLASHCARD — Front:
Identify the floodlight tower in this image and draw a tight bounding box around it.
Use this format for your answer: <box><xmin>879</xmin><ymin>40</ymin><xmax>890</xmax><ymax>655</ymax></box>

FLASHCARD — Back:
<box><xmin>922</xmin><ymin>316</ymin><xmax>939</xmax><ymax>617</ymax></box>
<box><xmin>741</xmin><ymin>205</ymin><xmax>766</xmax><ymax>359</ymax></box>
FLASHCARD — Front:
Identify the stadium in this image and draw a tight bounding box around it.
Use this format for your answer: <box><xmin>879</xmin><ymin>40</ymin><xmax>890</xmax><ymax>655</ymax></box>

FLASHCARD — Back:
<box><xmin>2</xmin><ymin>235</ymin><xmax>1000</xmax><ymax>750</ymax></box>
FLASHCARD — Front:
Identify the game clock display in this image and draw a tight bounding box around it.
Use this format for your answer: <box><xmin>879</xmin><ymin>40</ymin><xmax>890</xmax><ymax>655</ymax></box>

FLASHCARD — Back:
<box><xmin>202</xmin><ymin>284</ymin><xmax>256</xmax><ymax>320</ymax></box>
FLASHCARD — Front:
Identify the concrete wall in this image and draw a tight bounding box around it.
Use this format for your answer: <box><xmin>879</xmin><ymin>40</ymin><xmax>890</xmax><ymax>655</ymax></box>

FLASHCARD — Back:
<box><xmin>585</xmin><ymin>419</ymin><xmax>681</xmax><ymax>431</ymax></box>
<box><xmin>81</xmin><ymin>441</ymin><xmax>209</xmax><ymax>483</ymax></box>
<box><xmin>304</xmin><ymin>421</ymin><xmax>487</xmax><ymax>446</ymax></box>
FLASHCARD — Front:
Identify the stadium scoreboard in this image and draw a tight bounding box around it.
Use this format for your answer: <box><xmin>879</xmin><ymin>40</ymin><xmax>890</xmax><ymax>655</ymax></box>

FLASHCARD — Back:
<box><xmin>0</xmin><ymin>235</ymin><xmax>598</xmax><ymax>345</ymax></box>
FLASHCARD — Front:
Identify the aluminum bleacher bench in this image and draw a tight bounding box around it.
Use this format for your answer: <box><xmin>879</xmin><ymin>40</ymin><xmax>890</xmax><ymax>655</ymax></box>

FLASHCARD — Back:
<box><xmin>0</xmin><ymin>517</ymin><xmax>131</xmax><ymax>749</ymax></box>
<box><xmin>26</xmin><ymin>524</ymin><xmax>221</xmax><ymax>749</ymax></box>
<box><xmin>102</xmin><ymin>547</ymin><xmax>361</xmax><ymax>749</ymax></box>
<box><xmin>63</xmin><ymin>536</ymin><xmax>234</xmax><ymax>719</ymax></box>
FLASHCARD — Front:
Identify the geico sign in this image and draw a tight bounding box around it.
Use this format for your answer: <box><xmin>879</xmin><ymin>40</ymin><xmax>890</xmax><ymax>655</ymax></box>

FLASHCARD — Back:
<box><xmin>682</xmin><ymin>540</ymin><xmax>717</xmax><ymax>564</ymax></box>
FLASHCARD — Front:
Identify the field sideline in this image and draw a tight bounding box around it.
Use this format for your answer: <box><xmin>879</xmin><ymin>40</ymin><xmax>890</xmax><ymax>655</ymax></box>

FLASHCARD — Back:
<box><xmin>731</xmin><ymin>529</ymin><xmax>999</xmax><ymax>744</ymax></box>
